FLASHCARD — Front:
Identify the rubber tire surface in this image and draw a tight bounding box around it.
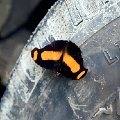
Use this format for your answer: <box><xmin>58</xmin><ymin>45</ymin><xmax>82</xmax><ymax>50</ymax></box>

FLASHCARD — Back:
<box><xmin>0</xmin><ymin>0</ymin><xmax>120</xmax><ymax>120</ymax></box>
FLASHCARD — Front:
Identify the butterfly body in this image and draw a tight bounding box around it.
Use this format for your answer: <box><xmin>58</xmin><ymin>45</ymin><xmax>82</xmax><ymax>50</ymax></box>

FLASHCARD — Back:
<box><xmin>31</xmin><ymin>40</ymin><xmax>88</xmax><ymax>80</ymax></box>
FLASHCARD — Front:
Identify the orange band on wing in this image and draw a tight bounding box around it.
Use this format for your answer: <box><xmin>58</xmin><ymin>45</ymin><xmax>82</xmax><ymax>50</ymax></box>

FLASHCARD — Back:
<box><xmin>33</xmin><ymin>50</ymin><xmax>38</xmax><ymax>61</ymax></box>
<box><xmin>76</xmin><ymin>71</ymin><xmax>86</xmax><ymax>80</ymax></box>
<box><xmin>63</xmin><ymin>53</ymin><xmax>80</xmax><ymax>73</ymax></box>
<box><xmin>41</xmin><ymin>51</ymin><xmax>62</xmax><ymax>60</ymax></box>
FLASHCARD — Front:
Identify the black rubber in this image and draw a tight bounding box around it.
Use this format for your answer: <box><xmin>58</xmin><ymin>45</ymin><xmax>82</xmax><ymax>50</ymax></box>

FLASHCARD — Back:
<box><xmin>0</xmin><ymin>0</ymin><xmax>120</xmax><ymax>120</ymax></box>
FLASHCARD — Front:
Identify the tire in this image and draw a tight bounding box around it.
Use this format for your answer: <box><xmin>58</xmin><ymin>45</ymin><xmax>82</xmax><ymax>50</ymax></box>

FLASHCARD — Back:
<box><xmin>0</xmin><ymin>0</ymin><xmax>120</xmax><ymax>120</ymax></box>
